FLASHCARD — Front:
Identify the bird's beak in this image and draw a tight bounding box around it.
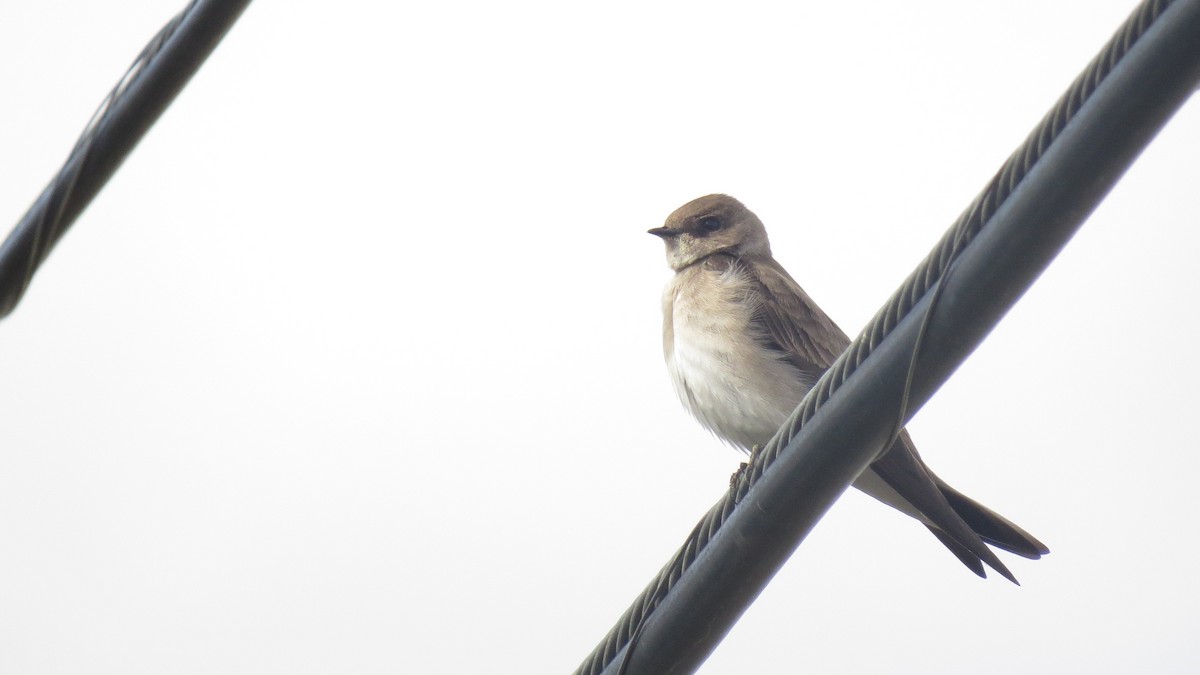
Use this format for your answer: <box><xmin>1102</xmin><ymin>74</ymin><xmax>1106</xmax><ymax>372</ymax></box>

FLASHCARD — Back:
<box><xmin>647</xmin><ymin>227</ymin><xmax>677</xmax><ymax>239</ymax></box>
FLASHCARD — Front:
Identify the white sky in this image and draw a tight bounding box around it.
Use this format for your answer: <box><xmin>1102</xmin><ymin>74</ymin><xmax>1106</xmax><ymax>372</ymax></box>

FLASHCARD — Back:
<box><xmin>2</xmin><ymin>1</ymin><xmax>1198</xmax><ymax>673</ymax></box>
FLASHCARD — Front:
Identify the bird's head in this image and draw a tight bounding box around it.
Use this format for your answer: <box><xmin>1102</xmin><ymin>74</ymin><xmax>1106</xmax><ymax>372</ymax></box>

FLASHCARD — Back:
<box><xmin>648</xmin><ymin>194</ymin><xmax>771</xmax><ymax>270</ymax></box>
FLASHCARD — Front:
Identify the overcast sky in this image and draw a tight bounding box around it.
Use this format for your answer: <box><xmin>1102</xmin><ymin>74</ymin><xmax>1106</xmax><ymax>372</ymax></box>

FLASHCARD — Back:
<box><xmin>2</xmin><ymin>1</ymin><xmax>1198</xmax><ymax>673</ymax></box>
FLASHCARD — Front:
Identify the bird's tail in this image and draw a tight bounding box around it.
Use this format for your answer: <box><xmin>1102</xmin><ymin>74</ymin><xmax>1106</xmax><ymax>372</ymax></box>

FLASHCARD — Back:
<box><xmin>867</xmin><ymin>431</ymin><xmax>1048</xmax><ymax>584</ymax></box>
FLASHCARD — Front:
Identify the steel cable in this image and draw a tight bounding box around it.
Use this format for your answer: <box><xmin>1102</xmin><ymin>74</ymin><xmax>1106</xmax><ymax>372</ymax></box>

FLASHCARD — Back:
<box><xmin>576</xmin><ymin>1</ymin><xmax>1177</xmax><ymax>673</ymax></box>
<box><xmin>0</xmin><ymin>0</ymin><xmax>253</xmax><ymax>319</ymax></box>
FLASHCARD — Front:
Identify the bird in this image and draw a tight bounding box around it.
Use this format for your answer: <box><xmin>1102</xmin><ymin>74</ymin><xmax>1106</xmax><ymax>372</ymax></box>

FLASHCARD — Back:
<box><xmin>649</xmin><ymin>193</ymin><xmax>1048</xmax><ymax>582</ymax></box>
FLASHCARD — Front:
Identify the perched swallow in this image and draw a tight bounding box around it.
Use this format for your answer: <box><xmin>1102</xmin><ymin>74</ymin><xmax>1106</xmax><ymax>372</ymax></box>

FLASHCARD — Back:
<box><xmin>650</xmin><ymin>193</ymin><xmax>1048</xmax><ymax>582</ymax></box>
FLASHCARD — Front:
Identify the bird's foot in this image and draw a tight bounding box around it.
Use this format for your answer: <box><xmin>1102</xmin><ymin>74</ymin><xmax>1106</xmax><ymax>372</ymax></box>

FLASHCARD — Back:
<box><xmin>729</xmin><ymin>445</ymin><xmax>764</xmax><ymax>489</ymax></box>
<box><xmin>729</xmin><ymin>462</ymin><xmax>748</xmax><ymax>488</ymax></box>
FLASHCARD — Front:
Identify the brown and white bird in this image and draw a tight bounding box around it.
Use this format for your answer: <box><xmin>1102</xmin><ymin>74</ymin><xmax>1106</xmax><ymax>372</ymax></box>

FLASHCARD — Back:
<box><xmin>649</xmin><ymin>193</ymin><xmax>1048</xmax><ymax>582</ymax></box>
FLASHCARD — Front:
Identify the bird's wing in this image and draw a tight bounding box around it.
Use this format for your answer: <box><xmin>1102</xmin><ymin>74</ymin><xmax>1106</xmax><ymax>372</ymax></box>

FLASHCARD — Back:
<box><xmin>734</xmin><ymin>253</ymin><xmax>1020</xmax><ymax>582</ymax></box>
<box><xmin>733</xmin><ymin>254</ymin><xmax>850</xmax><ymax>381</ymax></box>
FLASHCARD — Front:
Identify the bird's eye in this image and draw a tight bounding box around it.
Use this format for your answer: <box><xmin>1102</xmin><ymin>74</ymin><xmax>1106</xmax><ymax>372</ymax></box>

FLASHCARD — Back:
<box><xmin>698</xmin><ymin>216</ymin><xmax>722</xmax><ymax>232</ymax></box>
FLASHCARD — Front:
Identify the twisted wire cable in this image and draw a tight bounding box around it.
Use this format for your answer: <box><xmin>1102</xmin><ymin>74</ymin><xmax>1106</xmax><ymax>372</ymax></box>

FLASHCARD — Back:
<box><xmin>0</xmin><ymin>0</ymin><xmax>253</xmax><ymax>319</ymax></box>
<box><xmin>576</xmin><ymin>1</ymin><xmax>1177</xmax><ymax>673</ymax></box>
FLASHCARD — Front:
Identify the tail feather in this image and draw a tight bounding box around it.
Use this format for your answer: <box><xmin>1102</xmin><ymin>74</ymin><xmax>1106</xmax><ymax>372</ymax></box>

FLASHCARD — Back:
<box><xmin>925</xmin><ymin>526</ymin><xmax>988</xmax><ymax>580</ymax></box>
<box><xmin>936</xmin><ymin>477</ymin><xmax>1050</xmax><ymax>560</ymax></box>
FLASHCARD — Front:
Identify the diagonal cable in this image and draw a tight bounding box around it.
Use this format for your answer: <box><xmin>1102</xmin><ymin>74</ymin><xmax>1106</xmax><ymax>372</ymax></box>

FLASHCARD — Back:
<box><xmin>575</xmin><ymin>0</ymin><xmax>1200</xmax><ymax>673</ymax></box>
<box><xmin>0</xmin><ymin>0</ymin><xmax>253</xmax><ymax>320</ymax></box>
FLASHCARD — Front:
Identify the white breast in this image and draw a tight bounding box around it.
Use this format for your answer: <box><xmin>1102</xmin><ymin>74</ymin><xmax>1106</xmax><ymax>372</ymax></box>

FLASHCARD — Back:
<box><xmin>663</xmin><ymin>263</ymin><xmax>811</xmax><ymax>451</ymax></box>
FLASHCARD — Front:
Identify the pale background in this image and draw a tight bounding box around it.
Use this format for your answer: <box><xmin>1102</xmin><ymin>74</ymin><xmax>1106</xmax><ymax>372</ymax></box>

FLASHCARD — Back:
<box><xmin>1</xmin><ymin>1</ymin><xmax>1197</xmax><ymax>673</ymax></box>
